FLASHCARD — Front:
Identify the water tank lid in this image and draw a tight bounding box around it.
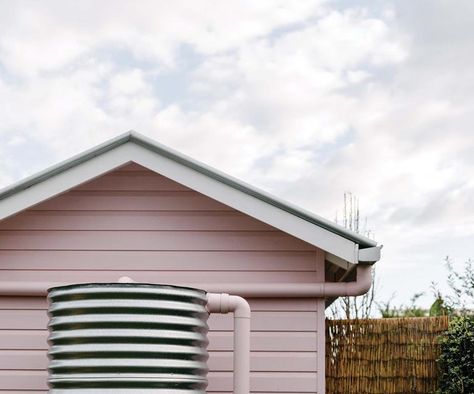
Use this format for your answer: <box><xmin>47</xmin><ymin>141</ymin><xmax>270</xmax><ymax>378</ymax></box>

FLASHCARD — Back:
<box><xmin>47</xmin><ymin>282</ymin><xmax>207</xmax><ymax>295</ymax></box>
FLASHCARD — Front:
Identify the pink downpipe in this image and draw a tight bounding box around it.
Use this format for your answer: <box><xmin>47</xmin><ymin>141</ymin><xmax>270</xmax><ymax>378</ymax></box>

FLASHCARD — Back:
<box><xmin>207</xmin><ymin>293</ymin><xmax>251</xmax><ymax>394</ymax></box>
<box><xmin>0</xmin><ymin>265</ymin><xmax>372</xmax><ymax>298</ymax></box>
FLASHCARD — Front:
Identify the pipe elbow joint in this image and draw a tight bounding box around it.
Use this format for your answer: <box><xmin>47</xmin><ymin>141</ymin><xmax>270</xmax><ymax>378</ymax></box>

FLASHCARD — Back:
<box><xmin>320</xmin><ymin>264</ymin><xmax>373</xmax><ymax>298</ymax></box>
<box><xmin>344</xmin><ymin>265</ymin><xmax>372</xmax><ymax>296</ymax></box>
<box><xmin>229</xmin><ymin>295</ymin><xmax>251</xmax><ymax>319</ymax></box>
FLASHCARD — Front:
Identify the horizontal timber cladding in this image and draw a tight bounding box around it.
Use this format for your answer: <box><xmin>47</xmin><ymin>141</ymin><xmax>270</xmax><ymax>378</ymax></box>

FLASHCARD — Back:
<box><xmin>0</xmin><ymin>230</ymin><xmax>315</xmax><ymax>251</ymax></box>
<box><xmin>0</xmin><ymin>330</ymin><xmax>318</xmax><ymax>352</ymax></box>
<box><xmin>0</xmin><ymin>211</ymin><xmax>278</xmax><ymax>231</ymax></box>
<box><xmin>0</xmin><ymin>163</ymin><xmax>323</xmax><ymax>393</ymax></box>
<box><xmin>0</xmin><ymin>297</ymin><xmax>320</xmax><ymax>392</ymax></box>
<box><xmin>0</xmin><ymin>351</ymin><xmax>317</xmax><ymax>372</ymax></box>
<box><xmin>0</xmin><ymin>250</ymin><xmax>317</xmax><ymax>271</ymax></box>
<box><xmin>22</xmin><ymin>191</ymin><xmax>236</xmax><ymax>211</ymax></box>
<box><xmin>0</xmin><ymin>310</ymin><xmax>319</xmax><ymax>331</ymax></box>
<box><xmin>0</xmin><ymin>371</ymin><xmax>318</xmax><ymax>392</ymax></box>
<box><xmin>0</xmin><ymin>270</ymin><xmax>319</xmax><ymax>283</ymax></box>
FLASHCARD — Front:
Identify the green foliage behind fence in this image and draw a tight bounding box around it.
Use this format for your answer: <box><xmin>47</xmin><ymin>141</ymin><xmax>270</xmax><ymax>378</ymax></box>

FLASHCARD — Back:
<box><xmin>326</xmin><ymin>316</ymin><xmax>450</xmax><ymax>394</ymax></box>
<box><xmin>437</xmin><ymin>316</ymin><xmax>474</xmax><ymax>393</ymax></box>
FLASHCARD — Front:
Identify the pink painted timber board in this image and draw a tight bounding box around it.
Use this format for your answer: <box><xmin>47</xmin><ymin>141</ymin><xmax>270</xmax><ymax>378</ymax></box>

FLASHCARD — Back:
<box><xmin>0</xmin><ymin>163</ymin><xmax>326</xmax><ymax>393</ymax></box>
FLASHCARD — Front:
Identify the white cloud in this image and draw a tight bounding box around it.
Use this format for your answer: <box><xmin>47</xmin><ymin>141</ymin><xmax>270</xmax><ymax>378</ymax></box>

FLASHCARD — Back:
<box><xmin>152</xmin><ymin>105</ymin><xmax>268</xmax><ymax>178</ymax></box>
<box><xmin>0</xmin><ymin>1</ymin><xmax>325</xmax><ymax>76</ymax></box>
<box><xmin>189</xmin><ymin>7</ymin><xmax>408</xmax><ymax>182</ymax></box>
<box><xmin>0</xmin><ymin>1</ymin><xmax>473</xmax><ymax>308</ymax></box>
<box><xmin>109</xmin><ymin>69</ymin><xmax>149</xmax><ymax>96</ymax></box>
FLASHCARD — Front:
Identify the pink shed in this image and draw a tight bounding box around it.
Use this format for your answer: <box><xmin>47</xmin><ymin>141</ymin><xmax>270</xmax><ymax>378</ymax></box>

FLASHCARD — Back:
<box><xmin>0</xmin><ymin>132</ymin><xmax>381</xmax><ymax>393</ymax></box>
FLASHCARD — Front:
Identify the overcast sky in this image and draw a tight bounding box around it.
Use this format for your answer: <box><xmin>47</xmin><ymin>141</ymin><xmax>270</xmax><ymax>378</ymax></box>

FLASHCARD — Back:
<box><xmin>0</xmin><ymin>1</ymin><xmax>473</xmax><ymax>310</ymax></box>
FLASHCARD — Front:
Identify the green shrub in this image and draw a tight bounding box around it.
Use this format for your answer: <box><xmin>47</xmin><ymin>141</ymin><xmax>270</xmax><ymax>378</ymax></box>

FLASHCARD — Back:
<box><xmin>437</xmin><ymin>316</ymin><xmax>474</xmax><ymax>393</ymax></box>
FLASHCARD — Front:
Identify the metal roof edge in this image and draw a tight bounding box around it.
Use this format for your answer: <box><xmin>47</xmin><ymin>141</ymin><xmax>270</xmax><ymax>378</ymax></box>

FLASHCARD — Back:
<box><xmin>0</xmin><ymin>131</ymin><xmax>133</xmax><ymax>200</ymax></box>
<box><xmin>0</xmin><ymin>130</ymin><xmax>377</xmax><ymax>249</ymax></box>
<box><xmin>129</xmin><ymin>131</ymin><xmax>377</xmax><ymax>248</ymax></box>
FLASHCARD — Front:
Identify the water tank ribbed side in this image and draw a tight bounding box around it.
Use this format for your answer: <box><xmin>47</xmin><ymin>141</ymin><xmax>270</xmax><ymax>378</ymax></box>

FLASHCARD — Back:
<box><xmin>47</xmin><ymin>283</ymin><xmax>209</xmax><ymax>393</ymax></box>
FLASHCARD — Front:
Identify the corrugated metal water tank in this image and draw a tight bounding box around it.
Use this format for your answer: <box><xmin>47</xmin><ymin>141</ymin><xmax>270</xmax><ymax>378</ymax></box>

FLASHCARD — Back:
<box><xmin>47</xmin><ymin>283</ymin><xmax>209</xmax><ymax>393</ymax></box>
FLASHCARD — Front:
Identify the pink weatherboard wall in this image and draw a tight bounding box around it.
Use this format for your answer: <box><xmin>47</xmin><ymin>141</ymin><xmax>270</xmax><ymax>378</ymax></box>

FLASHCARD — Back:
<box><xmin>0</xmin><ymin>162</ymin><xmax>326</xmax><ymax>393</ymax></box>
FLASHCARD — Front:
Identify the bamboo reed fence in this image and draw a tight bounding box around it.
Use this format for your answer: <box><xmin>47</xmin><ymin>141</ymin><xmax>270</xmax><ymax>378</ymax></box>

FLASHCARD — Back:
<box><xmin>326</xmin><ymin>316</ymin><xmax>450</xmax><ymax>394</ymax></box>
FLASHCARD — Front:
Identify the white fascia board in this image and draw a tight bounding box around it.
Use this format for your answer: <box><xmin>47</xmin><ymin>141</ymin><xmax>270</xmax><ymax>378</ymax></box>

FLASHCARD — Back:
<box><xmin>0</xmin><ymin>144</ymin><xmax>133</xmax><ymax>221</ymax></box>
<box><xmin>128</xmin><ymin>144</ymin><xmax>359</xmax><ymax>263</ymax></box>
<box><xmin>358</xmin><ymin>245</ymin><xmax>382</xmax><ymax>263</ymax></box>
<box><xmin>0</xmin><ymin>139</ymin><xmax>362</xmax><ymax>264</ymax></box>
<box><xmin>130</xmin><ymin>131</ymin><xmax>376</xmax><ymax>249</ymax></box>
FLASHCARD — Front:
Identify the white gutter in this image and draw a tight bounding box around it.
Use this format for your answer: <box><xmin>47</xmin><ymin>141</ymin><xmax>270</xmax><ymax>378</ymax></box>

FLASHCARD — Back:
<box><xmin>0</xmin><ymin>265</ymin><xmax>372</xmax><ymax>298</ymax></box>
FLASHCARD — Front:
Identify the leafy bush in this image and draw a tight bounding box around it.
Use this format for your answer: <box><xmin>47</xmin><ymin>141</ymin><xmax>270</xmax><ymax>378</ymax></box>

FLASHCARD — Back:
<box><xmin>437</xmin><ymin>316</ymin><xmax>474</xmax><ymax>393</ymax></box>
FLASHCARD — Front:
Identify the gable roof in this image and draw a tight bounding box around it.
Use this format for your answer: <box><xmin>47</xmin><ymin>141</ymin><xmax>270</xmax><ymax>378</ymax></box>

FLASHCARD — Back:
<box><xmin>0</xmin><ymin>131</ymin><xmax>380</xmax><ymax>266</ymax></box>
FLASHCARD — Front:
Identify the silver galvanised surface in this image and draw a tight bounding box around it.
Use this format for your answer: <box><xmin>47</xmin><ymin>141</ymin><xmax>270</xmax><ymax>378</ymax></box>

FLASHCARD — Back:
<box><xmin>47</xmin><ymin>283</ymin><xmax>209</xmax><ymax>393</ymax></box>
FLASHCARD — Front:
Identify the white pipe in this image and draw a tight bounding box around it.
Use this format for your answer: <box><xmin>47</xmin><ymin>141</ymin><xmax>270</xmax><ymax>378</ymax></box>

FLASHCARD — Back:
<box><xmin>0</xmin><ymin>265</ymin><xmax>372</xmax><ymax>298</ymax></box>
<box><xmin>231</xmin><ymin>297</ymin><xmax>251</xmax><ymax>394</ymax></box>
<box><xmin>117</xmin><ymin>279</ymin><xmax>252</xmax><ymax>393</ymax></box>
<box><xmin>207</xmin><ymin>293</ymin><xmax>251</xmax><ymax>394</ymax></box>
